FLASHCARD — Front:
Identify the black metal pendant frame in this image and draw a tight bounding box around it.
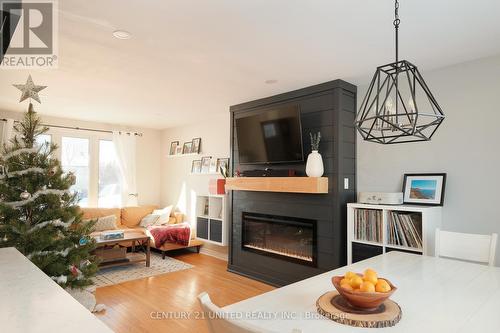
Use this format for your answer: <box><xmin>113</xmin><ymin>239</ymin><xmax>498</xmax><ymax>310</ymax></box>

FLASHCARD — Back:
<box><xmin>355</xmin><ymin>60</ymin><xmax>445</xmax><ymax>144</ymax></box>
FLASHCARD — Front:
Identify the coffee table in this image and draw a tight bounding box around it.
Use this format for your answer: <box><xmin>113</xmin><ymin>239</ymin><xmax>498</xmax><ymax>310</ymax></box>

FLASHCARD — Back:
<box><xmin>92</xmin><ymin>232</ymin><xmax>150</xmax><ymax>269</ymax></box>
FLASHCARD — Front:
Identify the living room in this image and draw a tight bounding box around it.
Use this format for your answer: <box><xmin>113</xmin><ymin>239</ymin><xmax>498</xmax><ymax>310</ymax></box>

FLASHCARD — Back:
<box><xmin>1</xmin><ymin>1</ymin><xmax>500</xmax><ymax>332</ymax></box>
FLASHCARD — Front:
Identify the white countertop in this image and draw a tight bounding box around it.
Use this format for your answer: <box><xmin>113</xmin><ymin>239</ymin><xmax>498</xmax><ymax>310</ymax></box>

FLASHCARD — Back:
<box><xmin>0</xmin><ymin>247</ymin><xmax>113</xmax><ymax>333</ymax></box>
<box><xmin>224</xmin><ymin>251</ymin><xmax>500</xmax><ymax>332</ymax></box>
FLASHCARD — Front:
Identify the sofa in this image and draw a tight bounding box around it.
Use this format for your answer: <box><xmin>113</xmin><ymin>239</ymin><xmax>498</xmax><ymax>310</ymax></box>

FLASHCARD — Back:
<box><xmin>80</xmin><ymin>206</ymin><xmax>203</xmax><ymax>257</ymax></box>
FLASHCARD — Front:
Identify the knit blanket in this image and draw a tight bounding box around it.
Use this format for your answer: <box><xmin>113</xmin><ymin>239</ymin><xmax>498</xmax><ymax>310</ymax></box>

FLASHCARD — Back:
<box><xmin>147</xmin><ymin>223</ymin><xmax>191</xmax><ymax>247</ymax></box>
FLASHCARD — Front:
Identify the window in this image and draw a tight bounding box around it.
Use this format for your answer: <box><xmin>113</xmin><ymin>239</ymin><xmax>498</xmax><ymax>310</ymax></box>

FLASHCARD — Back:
<box><xmin>61</xmin><ymin>137</ymin><xmax>90</xmax><ymax>207</ymax></box>
<box><xmin>35</xmin><ymin>134</ymin><xmax>51</xmax><ymax>152</ymax></box>
<box><xmin>40</xmin><ymin>129</ymin><xmax>123</xmax><ymax>208</ymax></box>
<box><xmin>35</xmin><ymin>134</ymin><xmax>51</xmax><ymax>146</ymax></box>
<box><xmin>98</xmin><ymin>140</ymin><xmax>122</xmax><ymax>208</ymax></box>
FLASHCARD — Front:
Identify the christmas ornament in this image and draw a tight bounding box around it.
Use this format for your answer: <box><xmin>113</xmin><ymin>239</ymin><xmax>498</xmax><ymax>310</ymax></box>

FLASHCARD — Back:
<box><xmin>67</xmin><ymin>172</ymin><xmax>76</xmax><ymax>185</ymax></box>
<box><xmin>80</xmin><ymin>259</ymin><xmax>91</xmax><ymax>268</ymax></box>
<box><xmin>79</xmin><ymin>237</ymin><xmax>88</xmax><ymax>246</ymax></box>
<box><xmin>13</xmin><ymin>75</ymin><xmax>47</xmax><ymax>104</ymax></box>
<box><xmin>0</xmin><ymin>165</ymin><xmax>8</xmax><ymax>178</ymax></box>
<box><xmin>70</xmin><ymin>265</ymin><xmax>81</xmax><ymax>277</ymax></box>
<box><xmin>20</xmin><ymin>190</ymin><xmax>31</xmax><ymax>200</ymax></box>
<box><xmin>48</xmin><ymin>166</ymin><xmax>57</xmax><ymax>176</ymax></box>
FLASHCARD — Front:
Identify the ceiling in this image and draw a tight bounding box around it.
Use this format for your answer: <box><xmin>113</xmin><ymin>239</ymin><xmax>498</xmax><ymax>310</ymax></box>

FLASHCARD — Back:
<box><xmin>1</xmin><ymin>0</ymin><xmax>500</xmax><ymax>129</ymax></box>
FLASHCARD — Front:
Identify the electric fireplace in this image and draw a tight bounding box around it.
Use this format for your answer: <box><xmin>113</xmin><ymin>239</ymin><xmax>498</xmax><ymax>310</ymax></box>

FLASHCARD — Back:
<box><xmin>241</xmin><ymin>212</ymin><xmax>317</xmax><ymax>267</ymax></box>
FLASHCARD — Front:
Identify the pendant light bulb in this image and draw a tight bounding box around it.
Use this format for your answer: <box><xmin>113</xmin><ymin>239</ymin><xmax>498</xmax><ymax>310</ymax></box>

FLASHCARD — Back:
<box><xmin>385</xmin><ymin>97</ymin><xmax>394</xmax><ymax>113</ymax></box>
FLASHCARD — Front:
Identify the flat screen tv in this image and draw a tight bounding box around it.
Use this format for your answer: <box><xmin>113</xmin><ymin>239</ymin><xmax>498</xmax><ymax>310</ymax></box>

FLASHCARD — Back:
<box><xmin>236</xmin><ymin>105</ymin><xmax>303</xmax><ymax>164</ymax></box>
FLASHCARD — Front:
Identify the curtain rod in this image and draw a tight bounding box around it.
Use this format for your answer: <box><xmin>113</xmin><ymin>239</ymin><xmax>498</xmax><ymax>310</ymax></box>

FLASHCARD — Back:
<box><xmin>1</xmin><ymin>118</ymin><xmax>143</xmax><ymax>137</ymax></box>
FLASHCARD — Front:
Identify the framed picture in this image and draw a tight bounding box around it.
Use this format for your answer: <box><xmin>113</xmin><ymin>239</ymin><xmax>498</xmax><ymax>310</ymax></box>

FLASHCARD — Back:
<box><xmin>191</xmin><ymin>137</ymin><xmax>201</xmax><ymax>154</ymax></box>
<box><xmin>216</xmin><ymin>158</ymin><xmax>229</xmax><ymax>174</ymax></box>
<box><xmin>183</xmin><ymin>141</ymin><xmax>193</xmax><ymax>154</ymax></box>
<box><xmin>201</xmin><ymin>156</ymin><xmax>211</xmax><ymax>173</ymax></box>
<box><xmin>209</xmin><ymin>159</ymin><xmax>217</xmax><ymax>173</ymax></box>
<box><xmin>175</xmin><ymin>146</ymin><xmax>183</xmax><ymax>155</ymax></box>
<box><xmin>169</xmin><ymin>141</ymin><xmax>179</xmax><ymax>155</ymax></box>
<box><xmin>402</xmin><ymin>173</ymin><xmax>446</xmax><ymax>206</ymax></box>
<box><xmin>191</xmin><ymin>160</ymin><xmax>202</xmax><ymax>174</ymax></box>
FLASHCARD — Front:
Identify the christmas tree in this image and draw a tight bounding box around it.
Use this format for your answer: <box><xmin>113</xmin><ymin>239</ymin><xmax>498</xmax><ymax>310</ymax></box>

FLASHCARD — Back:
<box><xmin>0</xmin><ymin>80</ymin><xmax>98</xmax><ymax>289</ymax></box>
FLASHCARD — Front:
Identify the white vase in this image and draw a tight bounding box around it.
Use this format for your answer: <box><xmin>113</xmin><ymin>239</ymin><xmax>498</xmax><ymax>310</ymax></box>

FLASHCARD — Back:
<box><xmin>306</xmin><ymin>150</ymin><xmax>324</xmax><ymax>177</ymax></box>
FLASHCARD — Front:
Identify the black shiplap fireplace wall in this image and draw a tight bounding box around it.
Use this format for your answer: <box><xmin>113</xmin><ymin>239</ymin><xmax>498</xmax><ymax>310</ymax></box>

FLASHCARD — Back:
<box><xmin>228</xmin><ymin>80</ymin><xmax>357</xmax><ymax>286</ymax></box>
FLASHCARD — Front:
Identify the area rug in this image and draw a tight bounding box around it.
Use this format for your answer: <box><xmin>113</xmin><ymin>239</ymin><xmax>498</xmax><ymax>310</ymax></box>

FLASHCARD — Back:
<box><xmin>92</xmin><ymin>253</ymin><xmax>193</xmax><ymax>288</ymax></box>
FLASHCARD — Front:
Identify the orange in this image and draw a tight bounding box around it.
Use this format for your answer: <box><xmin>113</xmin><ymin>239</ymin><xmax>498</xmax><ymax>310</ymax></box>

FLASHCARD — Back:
<box><xmin>350</xmin><ymin>275</ymin><xmax>363</xmax><ymax>289</ymax></box>
<box><xmin>340</xmin><ymin>278</ymin><xmax>350</xmax><ymax>286</ymax></box>
<box><xmin>359</xmin><ymin>281</ymin><xmax>376</xmax><ymax>293</ymax></box>
<box><xmin>344</xmin><ymin>271</ymin><xmax>357</xmax><ymax>280</ymax></box>
<box><xmin>364</xmin><ymin>268</ymin><xmax>377</xmax><ymax>276</ymax></box>
<box><xmin>375</xmin><ymin>279</ymin><xmax>391</xmax><ymax>293</ymax></box>
<box><xmin>341</xmin><ymin>283</ymin><xmax>353</xmax><ymax>291</ymax></box>
<box><xmin>363</xmin><ymin>271</ymin><xmax>378</xmax><ymax>285</ymax></box>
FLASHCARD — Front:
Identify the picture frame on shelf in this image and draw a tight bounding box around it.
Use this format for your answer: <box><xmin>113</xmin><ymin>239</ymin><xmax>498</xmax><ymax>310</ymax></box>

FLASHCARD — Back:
<box><xmin>169</xmin><ymin>141</ymin><xmax>179</xmax><ymax>155</ymax></box>
<box><xmin>203</xmin><ymin>201</ymin><xmax>209</xmax><ymax>216</ymax></box>
<box><xmin>402</xmin><ymin>173</ymin><xmax>446</xmax><ymax>206</ymax></box>
<box><xmin>201</xmin><ymin>156</ymin><xmax>212</xmax><ymax>173</ymax></box>
<box><xmin>183</xmin><ymin>141</ymin><xmax>193</xmax><ymax>154</ymax></box>
<box><xmin>191</xmin><ymin>137</ymin><xmax>201</xmax><ymax>154</ymax></box>
<box><xmin>216</xmin><ymin>158</ymin><xmax>229</xmax><ymax>174</ymax></box>
<box><xmin>175</xmin><ymin>146</ymin><xmax>183</xmax><ymax>155</ymax></box>
<box><xmin>209</xmin><ymin>159</ymin><xmax>217</xmax><ymax>173</ymax></box>
<box><xmin>191</xmin><ymin>160</ymin><xmax>202</xmax><ymax>174</ymax></box>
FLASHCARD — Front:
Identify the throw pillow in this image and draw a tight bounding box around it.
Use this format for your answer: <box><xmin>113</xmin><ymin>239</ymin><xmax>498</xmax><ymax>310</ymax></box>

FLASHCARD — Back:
<box><xmin>92</xmin><ymin>215</ymin><xmax>118</xmax><ymax>232</ymax></box>
<box><xmin>140</xmin><ymin>214</ymin><xmax>160</xmax><ymax>227</ymax></box>
<box><xmin>152</xmin><ymin>205</ymin><xmax>173</xmax><ymax>225</ymax></box>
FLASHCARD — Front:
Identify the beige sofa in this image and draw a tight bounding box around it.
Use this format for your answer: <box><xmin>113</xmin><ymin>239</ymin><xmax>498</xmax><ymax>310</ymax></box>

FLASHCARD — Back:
<box><xmin>80</xmin><ymin>206</ymin><xmax>203</xmax><ymax>257</ymax></box>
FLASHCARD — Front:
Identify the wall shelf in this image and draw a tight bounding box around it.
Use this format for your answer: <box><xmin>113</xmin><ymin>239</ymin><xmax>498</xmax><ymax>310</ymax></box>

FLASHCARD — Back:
<box><xmin>190</xmin><ymin>172</ymin><xmax>220</xmax><ymax>176</ymax></box>
<box><xmin>225</xmin><ymin>177</ymin><xmax>328</xmax><ymax>194</ymax></box>
<box><xmin>166</xmin><ymin>153</ymin><xmax>201</xmax><ymax>158</ymax></box>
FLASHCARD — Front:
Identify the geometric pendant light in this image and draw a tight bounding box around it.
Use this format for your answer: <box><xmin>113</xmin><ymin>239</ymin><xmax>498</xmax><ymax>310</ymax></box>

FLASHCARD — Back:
<box><xmin>355</xmin><ymin>0</ymin><xmax>445</xmax><ymax>144</ymax></box>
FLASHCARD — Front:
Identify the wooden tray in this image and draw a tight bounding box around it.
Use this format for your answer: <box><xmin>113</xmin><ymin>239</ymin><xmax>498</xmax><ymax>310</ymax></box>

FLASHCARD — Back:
<box><xmin>316</xmin><ymin>291</ymin><xmax>402</xmax><ymax>328</ymax></box>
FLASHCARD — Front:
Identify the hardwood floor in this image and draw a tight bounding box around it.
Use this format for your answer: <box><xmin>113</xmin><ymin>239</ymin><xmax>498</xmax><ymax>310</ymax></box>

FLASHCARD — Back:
<box><xmin>94</xmin><ymin>250</ymin><xmax>275</xmax><ymax>333</ymax></box>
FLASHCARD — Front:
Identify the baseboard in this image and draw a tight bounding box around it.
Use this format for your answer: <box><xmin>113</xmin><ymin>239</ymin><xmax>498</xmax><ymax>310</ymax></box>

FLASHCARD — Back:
<box><xmin>200</xmin><ymin>247</ymin><xmax>228</xmax><ymax>261</ymax></box>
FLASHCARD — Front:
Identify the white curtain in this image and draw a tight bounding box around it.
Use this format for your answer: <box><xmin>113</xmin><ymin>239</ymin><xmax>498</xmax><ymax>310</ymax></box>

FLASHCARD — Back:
<box><xmin>112</xmin><ymin>131</ymin><xmax>138</xmax><ymax>207</ymax></box>
<box><xmin>1</xmin><ymin>119</ymin><xmax>15</xmax><ymax>147</ymax></box>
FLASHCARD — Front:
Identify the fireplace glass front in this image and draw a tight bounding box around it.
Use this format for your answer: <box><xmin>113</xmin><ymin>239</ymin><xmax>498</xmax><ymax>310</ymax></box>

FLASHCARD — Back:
<box><xmin>242</xmin><ymin>212</ymin><xmax>317</xmax><ymax>266</ymax></box>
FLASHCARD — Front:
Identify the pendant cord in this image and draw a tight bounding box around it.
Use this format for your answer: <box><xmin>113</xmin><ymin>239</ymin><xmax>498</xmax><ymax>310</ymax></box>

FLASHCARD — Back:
<box><xmin>394</xmin><ymin>0</ymin><xmax>400</xmax><ymax>63</ymax></box>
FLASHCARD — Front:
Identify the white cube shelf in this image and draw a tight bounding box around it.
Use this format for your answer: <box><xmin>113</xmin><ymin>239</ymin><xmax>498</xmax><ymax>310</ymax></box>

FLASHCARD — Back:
<box><xmin>196</xmin><ymin>195</ymin><xmax>227</xmax><ymax>246</ymax></box>
<box><xmin>347</xmin><ymin>203</ymin><xmax>442</xmax><ymax>264</ymax></box>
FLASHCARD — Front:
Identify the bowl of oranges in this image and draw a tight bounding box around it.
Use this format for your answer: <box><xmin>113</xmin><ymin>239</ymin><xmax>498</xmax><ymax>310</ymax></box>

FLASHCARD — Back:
<box><xmin>331</xmin><ymin>269</ymin><xmax>397</xmax><ymax>310</ymax></box>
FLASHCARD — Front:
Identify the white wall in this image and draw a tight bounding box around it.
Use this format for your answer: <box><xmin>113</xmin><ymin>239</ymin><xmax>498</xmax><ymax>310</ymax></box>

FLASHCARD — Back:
<box><xmin>0</xmin><ymin>109</ymin><xmax>162</xmax><ymax>206</ymax></box>
<box><xmin>160</xmin><ymin>113</ymin><xmax>230</xmax><ymax>225</ymax></box>
<box><xmin>357</xmin><ymin>55</ymin><xmax>500</xmax><ymax>265</ymax></box>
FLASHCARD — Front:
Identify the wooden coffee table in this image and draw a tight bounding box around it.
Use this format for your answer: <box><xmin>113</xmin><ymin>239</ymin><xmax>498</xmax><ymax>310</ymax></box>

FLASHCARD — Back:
<box><xmin>93</xmin><ymin>233</ymin><xmax>150</xmax><ymax>269</ymax></box>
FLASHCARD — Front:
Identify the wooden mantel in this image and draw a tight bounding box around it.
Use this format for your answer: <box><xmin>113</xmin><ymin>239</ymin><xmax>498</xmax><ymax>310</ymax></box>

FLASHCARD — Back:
<box><xmin>225</xmin><ymin>177</ymin><xmax>328</xmax><ymax>194</ymax></box>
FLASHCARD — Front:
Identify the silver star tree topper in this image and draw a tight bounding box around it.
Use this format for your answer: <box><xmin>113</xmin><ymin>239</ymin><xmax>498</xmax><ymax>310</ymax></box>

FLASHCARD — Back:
<box><xmin>13</xmin><ymin>75</ymin><xmax>47</xmax><ymax>104</ymax></box>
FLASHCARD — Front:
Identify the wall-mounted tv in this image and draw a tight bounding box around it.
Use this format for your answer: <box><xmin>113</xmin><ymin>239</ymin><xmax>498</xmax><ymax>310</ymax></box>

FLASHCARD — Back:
<box><xmin>235</xmin><ymin>104</ymin><xmax>303</xmax><ymax>164</ymax></box>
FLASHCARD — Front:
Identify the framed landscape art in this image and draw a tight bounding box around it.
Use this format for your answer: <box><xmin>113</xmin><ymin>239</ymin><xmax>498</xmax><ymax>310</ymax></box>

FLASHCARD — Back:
<box><xmin>402</xmin><ymin>173</ymin><xmax>446</xmax><ymax>206</ymax></box>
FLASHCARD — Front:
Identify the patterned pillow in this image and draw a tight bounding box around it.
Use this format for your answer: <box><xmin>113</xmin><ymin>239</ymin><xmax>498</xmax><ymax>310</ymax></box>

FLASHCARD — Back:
<box><xmin>139</xmin><ymin>214</ymin><xmax>160</xmax><ymax>227</ymax></box>
<box><xmin>152</xmin><ymin>205</ymin><xmax>173</xmax><ymax>225</ymax></box>
<box><xmin>92</xmin><ymin>215</ymin><xmax>118</xmax><ymax>232</ymax></box>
